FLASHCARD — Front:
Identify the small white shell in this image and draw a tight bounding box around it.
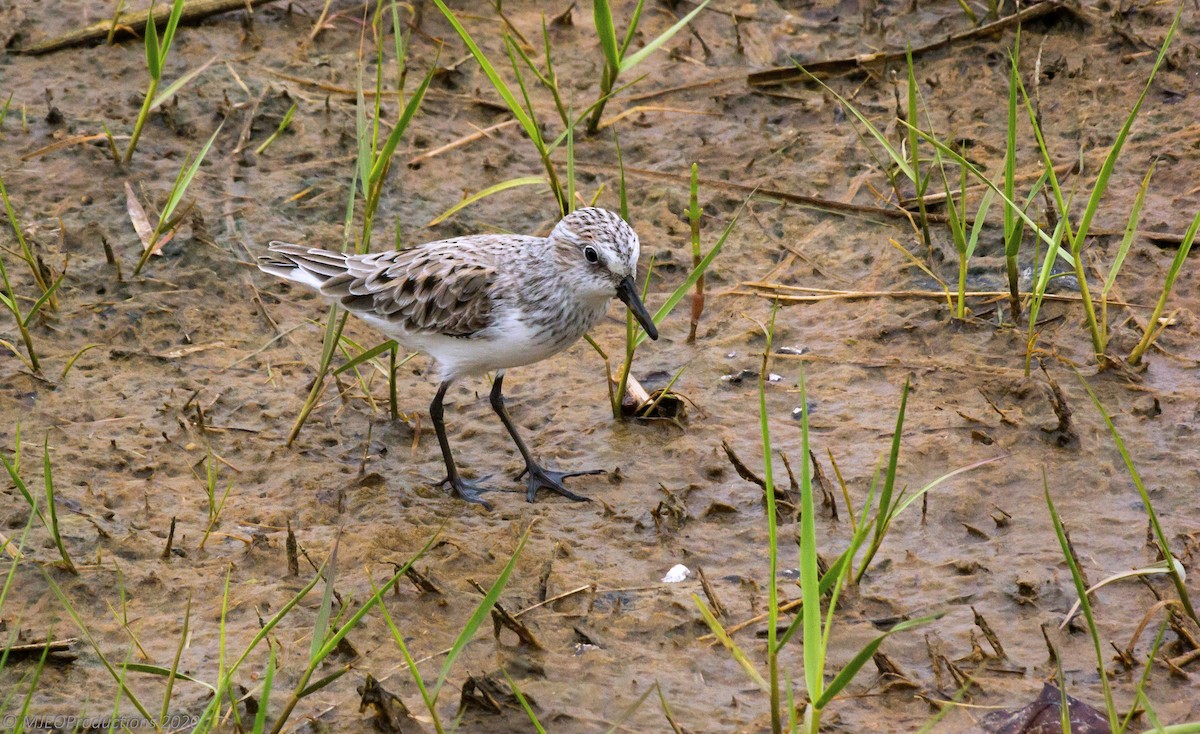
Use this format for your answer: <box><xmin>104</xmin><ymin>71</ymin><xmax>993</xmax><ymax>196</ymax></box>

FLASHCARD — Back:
<box><xmin>661</xmin><ymin>564</ymin><xmax>691</xmax><ymax>583</ymax></box>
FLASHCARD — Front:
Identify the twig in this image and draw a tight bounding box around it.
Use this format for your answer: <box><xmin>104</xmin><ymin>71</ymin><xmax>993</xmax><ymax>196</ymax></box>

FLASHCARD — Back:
<box><xmin>747</xmin><ymin>1</ymin><xmax>1077</xmax><ymax>85</ymax></box>
<box><xmin>578</xmin><ymin>162</ymin><xmax>932</xmax><ymax>223</ymax></box>
<box><xmin>407</xmin><ymin>119</ymin><xmax>517</xmax><ymax>167</ymax></box>
<box><xmin>732</xmin><ymin>282</ymin><xmax>1149</xmax><ymax>308</ymax></box>
<box><xmin>14</xmin><ymin>0</ymin><xmax>281</xmax><ymax>55</ymax></box>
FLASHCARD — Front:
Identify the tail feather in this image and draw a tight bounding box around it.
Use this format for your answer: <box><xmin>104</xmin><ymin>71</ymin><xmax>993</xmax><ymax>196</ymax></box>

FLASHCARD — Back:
<box><xmin>257</xmin><ymin>241</ymin><xmax>349</xmax><ymax>291</ymax></box>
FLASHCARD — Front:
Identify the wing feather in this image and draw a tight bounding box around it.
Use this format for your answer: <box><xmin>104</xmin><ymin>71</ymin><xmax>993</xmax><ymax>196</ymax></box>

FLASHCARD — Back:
<box><xmin>259</xmin><ymin>241</ymin><xmax>498</xmax><ymax>337</ymax></box>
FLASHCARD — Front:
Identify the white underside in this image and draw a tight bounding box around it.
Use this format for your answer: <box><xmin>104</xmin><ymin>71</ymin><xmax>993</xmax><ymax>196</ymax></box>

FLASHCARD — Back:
<box><xmin>359</xmin><ymin>309</ymin><xmax>583</xmax><ymax>382</ymax></box>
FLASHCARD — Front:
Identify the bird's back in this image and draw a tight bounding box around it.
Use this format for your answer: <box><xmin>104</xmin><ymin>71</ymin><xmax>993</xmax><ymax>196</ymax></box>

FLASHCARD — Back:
<box><xmin>259</xmin><ymin>235</ymin><xmax>592</xmax><ymax>379</ymax></box>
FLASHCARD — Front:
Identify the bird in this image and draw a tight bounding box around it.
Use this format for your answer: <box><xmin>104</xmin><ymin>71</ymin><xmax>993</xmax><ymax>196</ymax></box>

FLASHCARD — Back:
<box><xmin>258</xmin><ymin>207</ymin><xmax>659</xmax><ymax>509</ymax></box>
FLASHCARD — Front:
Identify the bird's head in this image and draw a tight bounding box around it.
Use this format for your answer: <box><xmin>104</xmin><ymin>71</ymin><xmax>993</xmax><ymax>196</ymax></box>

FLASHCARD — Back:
<box><xmin>549</xmin><ymin>207</ymin><xmax>658</xmax><ymax>340</ymax></box>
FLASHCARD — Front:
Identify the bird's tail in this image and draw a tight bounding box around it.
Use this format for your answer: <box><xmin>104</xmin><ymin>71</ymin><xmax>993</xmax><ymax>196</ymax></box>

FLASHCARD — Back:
<box><xmin>257</xmin><ymin>242</ymin><xmax>350</xmax><ymax>291</ymax></box>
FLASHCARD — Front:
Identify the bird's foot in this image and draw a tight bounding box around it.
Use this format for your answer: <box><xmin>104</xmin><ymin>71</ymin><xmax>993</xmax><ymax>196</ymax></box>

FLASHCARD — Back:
<box><xmin>517</xmin><ymin>463</ymin><xmax>603</xmax><ymax>503</ymax></box>
<box><xmin>435</xmin><ymin>475</ymin><xmax>493</xmax><ymax>510</ymax></box>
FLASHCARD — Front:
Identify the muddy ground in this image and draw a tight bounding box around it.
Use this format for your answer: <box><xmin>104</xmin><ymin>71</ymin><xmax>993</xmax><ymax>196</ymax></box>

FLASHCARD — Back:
<box><xmin>1</xmin><ymin>0</ymin><xmax>1199</xmax><ymax>731</ymax></box>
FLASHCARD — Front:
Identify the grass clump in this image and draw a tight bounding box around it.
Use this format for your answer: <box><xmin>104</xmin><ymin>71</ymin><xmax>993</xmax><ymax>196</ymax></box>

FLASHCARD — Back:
<box><xmin>124</xmin><ymin>0</ymin><xmax>186</xmax><ymax>163</ymax></box>
<box><xmin>696</xmin><ymin>309</ymin><xmax>946</xmax><ymax>732</ymax></box>
<box><xmin>0</xmin><ymin>174</ymin><xmax>63</xmax><ymax>372</ymax></box>
<box><xmin>589</xmin><ymin>0</ymin><xmax>711</xmax><ymax>134</ymax></box>
<box><xmin>2</xmin><ymin>433</ymin><xmax>76</xmax><ymax>574</ymax></box>
<box><xmin>131</xmin><ymin>121</ymin><xmax>223</xmax><ymax>276</ymax></box>
<box><xmin>287</xmin><ymin>13</ymin><xmax>431</xmax><ymax>443</ymax></box>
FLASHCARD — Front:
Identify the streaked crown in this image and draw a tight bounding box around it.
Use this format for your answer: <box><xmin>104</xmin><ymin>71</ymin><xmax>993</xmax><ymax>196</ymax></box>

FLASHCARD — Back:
<box><xmin>550</xmin><ymin>207</ymin><xmax>640</xmax><ymax>278</ymax></box>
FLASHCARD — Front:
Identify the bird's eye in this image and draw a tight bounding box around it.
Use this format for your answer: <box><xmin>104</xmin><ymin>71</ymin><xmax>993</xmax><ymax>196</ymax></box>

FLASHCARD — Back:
<box><xmin>584</xmin><ymin>246</ymin><xmax>600</xmax><ymax>264</ymax></box>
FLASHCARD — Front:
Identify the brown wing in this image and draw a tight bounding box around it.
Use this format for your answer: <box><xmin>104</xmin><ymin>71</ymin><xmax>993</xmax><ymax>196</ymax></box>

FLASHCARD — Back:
<box><xmin>320</xmin><ymin>246</ymin><xmax>497</xmax><ymax>337</ymax></box>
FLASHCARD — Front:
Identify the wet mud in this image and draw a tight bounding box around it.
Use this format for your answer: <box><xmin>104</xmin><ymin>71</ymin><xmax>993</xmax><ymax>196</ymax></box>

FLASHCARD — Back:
<box><xmin>1</xmin><ymin>1</ymin><xmax>1198</xmax><ymax>732</ymax></box>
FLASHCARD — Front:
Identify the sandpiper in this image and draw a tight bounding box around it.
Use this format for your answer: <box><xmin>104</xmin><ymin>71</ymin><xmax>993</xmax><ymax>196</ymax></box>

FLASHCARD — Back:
<box><xmin>259</xmin><ymin>207</ymin><xmax>658</xmax><ymax>508</ymax></box>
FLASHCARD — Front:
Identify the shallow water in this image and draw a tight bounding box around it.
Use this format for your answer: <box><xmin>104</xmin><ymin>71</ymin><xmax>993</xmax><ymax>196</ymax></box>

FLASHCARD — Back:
<box><xmin>1</xmin><ymin>1</ymin><xmax>1198</xmax><ymax>732</ymax></box>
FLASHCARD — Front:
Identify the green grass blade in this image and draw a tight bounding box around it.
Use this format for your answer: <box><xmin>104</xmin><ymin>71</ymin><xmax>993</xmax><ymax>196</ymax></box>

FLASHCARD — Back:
<box><xmin>620</xmin><ymin>0</ymin><xmax>710</xmax><ymax>71</ymax></box>
<box><xmin>602</xmin><ymin>683</ymin><xmax>659</xmax><ymax>734</ymax></box>
<box><xmin>593</xmin><ymin>0</ymin><xmax>622</xmax><ymax>72</ymax></box>
<box><xmin>22</xmin><ymin>271</ymin><xmax>66</xmax><ymax>328</ymax></box>
<box><xmin>1</xmin><ymin>452</ymin><xmax>48</xmax><ymax>528</ymax></box>
<box><xmin>855</xmin><ymin>378</ymin><xmax>909</xmax><ymax>582</ymax></box>
<box><xmin>16</xmin><ymin>640</ymin><xmax>52</xmax><ymax>734</ymax></box>
<box><xmin>150</xmin><ymin>55</ymin><xmax>217</xmax><ymax>110</ymax></box>
<box><xmin>158</xmin><ymin>594</ymin><xmax>191</xmax><ymax>727</ymax></box>
<box><xmin>371</xmin><ymin>578</ymin><xmax>439</xmax><ymax>725</ymax></box>
<box><xmin>123</xmin><ymin>663</ymin><xmax>213</xmax><ymax>692</ymax></box>
<box><xmin>1104</xmin><ymin>162</ymin><xmax>1154</xmax><ymax>295</ymax></box>
<box><xmin>907</xmin><ymin>123</ymin><xmax>1064</xmax><ymax>257</ymax></box>
<box><xmin>805</xmin><ymin>67</ymin><xmax>913</xmax><ymax>181</ymax></box>
<box><xmin>757</xmin><ymin>304</ymin><xmax>783</xmax><ymax>731</ymax></box>
<box><xmin>252</xmin><ymin>644</ymin><xmax>277</xmax><ymax>734</ymax></box>
<box><xmin>158</xmin><ymin>0</ymin><xmax>185</xmax><ymax>60</ymax></box>
<box><xmin>145</xmin><ymin>2</ymin><xmax>161</xmax><ymax>78</ymax></box>
<box><xmin>614</xmin><ymin>128</ymin><xmax>629</xmax><ymax>220</ymax></box>
<box><xmin>618</xmin><ymin>0</ymin><xmax>646</xmax><ymax>57</ymax></box>
<box><xmin>310</xmin><ymin>541</ymin><xmax>338</xmax><ymax>661</ymax></box>
<box><xmin>1073</xmin><ymin>10</ymin><xmax>1179</xmax><ymax>248</ymax></box>
<box><xmin>1076</xmin><ymin>373</ymin><xmax>1196</xmax><ymax>621</ymax></box>
<box><xmin>333</xmin><ymin>338</ymin><xmax>398</xmax><ymax>376</ymax></box>
<box><xmin>162</xmin><ymin>121</ymin><xmax>222</xmax><ymax>225</ymax></box>
<box><xmin>1118</xmin><ymin>620</ymin><xmax>1167</xmax><ymax>734</ymax></box>
<box><xmin>567</xmin><ymin>109</ymin><xmax>576</xmax><ymax>212</ymax></box>
<box><xmin>369</xmin><ymin>61</ymin><xmax>436</xmax><ymax>184</ymax></box>
<box><xmin>431</xmin><ymin>524</ymin><xmax>532</xmax><ymax>700</ymax></box>
<box><xmin>190</xmin><ymin>570</ymin><xmax>326</xmax><ymax>730</ymax></box>
<box><xmin>796</xmin><ymin>369</ymin><xmax>823</xmax><ymax>706</ymax></box>
<box><xmin>634</xmin><ymin>199</ymin><xmax>745</xmax><ymax>348</ymax></box>
<box><xmin>1044</xmin><ymin>472</ymin><xmax>1118</xmax><ymax>729</ymax></box>
<box><xmin>60</xmin><ymin>343</ymin><xmax>102</xmax><ymax>380</ymax></box>
<box><xmin>812</xmin><ymin>613</ymin><xmax>944</xmax><ymax>709</ymax></box>
<box><xmin>41</xmin><ymin>437</ymin><xmax>75</xmax><ymax>573</ymax></box>
<box><xmin>1003</xmin><ymin>38</ymin><xmax>1018</xmax><ymax>244</ymax></box>
<box><xmin>426</xmin><ymin>176</ymin><xmax>547</xmax><ymax>226</ymax></box>
<box><xmin>964</xmin><ymin>188</ymin><xmax>995</xmax><ymax>261</ymax></box>
<box><xmin>431</xmin><ymin>0</ymin><xmax>539</xmax><ymax>142</ymax></box>
<box><xmin>355</xmin><ymin>72</ymin><xmax>371</xmax><ymax>200</ymax></box>
<box><xmin>298</xmin><ymin>666</ymin><xmax>349</xmax><ymax>697</ymax></box>
<box><xmin>39</xmin><ymin>567</ymin><xmax>156</xmax><ymax>721</ymax></box>
<box><xmin>0</xmin><ymin>93</ymin><xmax>13</xmax><ymax>127</ymax></box>
<box><xmin>692</xmin><ymin>594</ymin><xmax>768</xmax><ymax>690</ymax></box>
<box><xmin>1128</xmin><ymin>208</ymin><xmax>1200</xmax><ymax>366</ymax></box>
<box><xmin>890</xmin><ymin>456</ymin><xmax>1003</xmax><ymax>519</ymax></box>
<box><xmin>503</xmin><ymin>669</ymin><xmax>548</xmax><ymax>734</ymax></box>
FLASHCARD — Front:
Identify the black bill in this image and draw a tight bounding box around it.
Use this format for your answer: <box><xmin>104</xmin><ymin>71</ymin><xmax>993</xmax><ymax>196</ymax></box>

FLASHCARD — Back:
<box><xmin>616</xmin><ymin>275</ymin><xmax>659</xmax><ymax>340</ymax></box>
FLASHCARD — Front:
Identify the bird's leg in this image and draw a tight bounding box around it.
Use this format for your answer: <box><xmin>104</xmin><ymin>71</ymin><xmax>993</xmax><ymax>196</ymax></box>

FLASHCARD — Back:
<box><xmin>489</xmin><ymin>371</ymin><xmax>602</xmax><ymax>503</ymax></box>
<box><xmin>430</xmin><ymin>380</ymin><xmax>491</xmax><ymax>509</ymax></box>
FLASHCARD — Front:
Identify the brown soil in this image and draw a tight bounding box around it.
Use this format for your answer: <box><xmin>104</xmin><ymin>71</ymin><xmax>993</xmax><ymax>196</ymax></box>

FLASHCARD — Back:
<box><xmin>1</xmin><ymin>1</ymin><xmax>1198</xmax><ymax>732</ymax></box>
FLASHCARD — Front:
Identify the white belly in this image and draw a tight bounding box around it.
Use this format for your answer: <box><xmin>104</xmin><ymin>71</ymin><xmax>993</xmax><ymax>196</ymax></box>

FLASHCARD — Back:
<box><xmin>361</xmin><ymin>305</ymin><xmax>600</xmax><ymax>381</ymax></box>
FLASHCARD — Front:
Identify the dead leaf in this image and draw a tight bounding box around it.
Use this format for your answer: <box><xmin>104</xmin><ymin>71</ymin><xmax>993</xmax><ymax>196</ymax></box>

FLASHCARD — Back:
<box><xmin>125</xmin><ymin>181</ymin><xmax>170</xmax><ymax>256</ymax></box>
<box><xmin>980</xmin><ymin>682</ymin><xmax>1110</xmax><ymax>734</ymax></box>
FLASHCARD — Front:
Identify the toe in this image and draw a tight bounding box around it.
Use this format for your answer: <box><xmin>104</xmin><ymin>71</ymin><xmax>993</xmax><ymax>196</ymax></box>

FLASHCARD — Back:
<box><xmin>526</xmin><ymin>471</ymin><xmax>591</xmax><ymax>503</ymax></box>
